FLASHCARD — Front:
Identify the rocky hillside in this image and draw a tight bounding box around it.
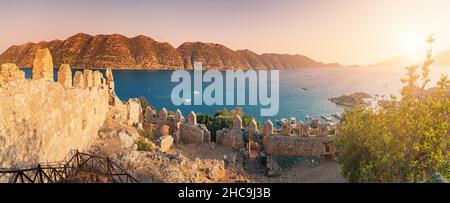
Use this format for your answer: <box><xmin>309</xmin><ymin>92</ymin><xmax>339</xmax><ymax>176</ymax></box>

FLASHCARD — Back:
<box><xmin>0</xmin><ymin>33</ymin><xmax>340</xmax><ymax>69</ymax></box>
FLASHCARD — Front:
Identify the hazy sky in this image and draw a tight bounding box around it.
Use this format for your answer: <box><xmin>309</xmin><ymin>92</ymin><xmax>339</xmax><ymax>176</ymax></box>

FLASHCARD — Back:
<box><xmin>1</xmin><ymin>0</ymin><xmax>450</xmax><ymax>65</ymax></box>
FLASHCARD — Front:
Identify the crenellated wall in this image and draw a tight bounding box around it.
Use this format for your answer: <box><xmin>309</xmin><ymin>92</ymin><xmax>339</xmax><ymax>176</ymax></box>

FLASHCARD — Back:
<box><xmin>262</xmin><ymin>120</ymin><xmax>336</xmax><ymax>158</ymax></box>
<box><xmin>0</xmin><ymin>79</ymin><xmax>110</xmax><ymax>167</ymax></box>
<box><xmin>264</xmin><ymin>135</ymin><xmax>335</xmax><ymax>157</ymax></box>
<box><xmin>215</xmin><ymin>115</ymin><xmax>338</xmax><ymax>158</ymax></box>
<box><xmin>216</xmin><ymin>115</ymin><xmax>245</xmax><ymax>150</ymax></box>
<box><xmin>0</xmin><ymin>48</ymin><xmax>114</xmax><ymax>168</ymax></box>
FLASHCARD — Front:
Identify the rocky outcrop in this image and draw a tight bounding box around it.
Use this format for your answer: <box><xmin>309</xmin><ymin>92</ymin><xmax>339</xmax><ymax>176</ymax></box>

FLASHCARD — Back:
<box><xmin>0</xmin><ymin>33</ymin><xmax>340</xmax><ymax>70</ymax></box>
<box><xmin>329</xmin><ymin>92</ymin><xmax>373</xmax><ymax>107</ymax></box>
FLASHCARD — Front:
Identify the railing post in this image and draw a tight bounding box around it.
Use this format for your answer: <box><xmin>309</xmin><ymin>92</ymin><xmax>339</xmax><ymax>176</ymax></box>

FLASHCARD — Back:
<box><xmin>37</xmin><ymin>164</ymin><xmax>43</xmax><ymax>183</ymax></box>
<box><xmin>75</xmin><ymin>150</ymin><xmax>80</xmax><ymax>168</ymax></box>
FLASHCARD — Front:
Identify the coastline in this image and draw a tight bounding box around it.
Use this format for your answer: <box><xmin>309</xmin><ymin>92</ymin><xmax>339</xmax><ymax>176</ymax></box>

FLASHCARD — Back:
<box><xmin>18</xmin><ymin>66</ymin><xmax>328</xmax><ymax>71</ymax></box>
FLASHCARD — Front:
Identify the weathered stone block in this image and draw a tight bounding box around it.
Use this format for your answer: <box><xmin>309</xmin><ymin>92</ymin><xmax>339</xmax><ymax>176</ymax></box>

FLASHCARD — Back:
<box><xmin>32</xmin><ymin>48</ymin><xmax>53</xmax><ymax>81</ymax></box>
<box><xmin>93</xmin><ymin>71</ymin><xmax>102</xmax><ymax>87</ymax></box>
<box><xmin>159</xmin><ymin>135</ymin><xmax>174</xmax><ymax>152</ymax></box>
<box><xmin>232</xmin><ymin>115</ymin><xmax>242</xmax><ymax>130</ymax></box>
<box><xmin>159</xmin><ymin>124</ymin><xmax>170</xmax><ymax>136</ymax></box>
<box><xmin>180</xmin><ymin>123</ymin><xmax>210</xmax><ymax>144</ymax></box>
<box><xmin>159</xmin><ymin>108</ymin><xmax>168</xmax><ymax>121</ymax></box>
<box><xmin>216</xmin><ymin>128</ymin><xmax>244</xmax><ymax>150</ymax></box>
<box><xmin>73</xmin><ymin>71</ymin><xmax>85</xmax><ymax>88</ymax></box>
<box><xmin>127</xmin><ymin>98</ymin><xmax>141</xmax><ymax>126</ymax></box>
<box><xmin>187</xmin><ymin>111</ymin><xmax>197</xmax><ymax>125</ymax></box>
<box><xmin>144</xmin><ymin>106</ymin><xmax>157</xmax><ymax>123</ymax></box>
<box><xmin>57</xmin><ymin>64</ymin><xmax>72</xmax><ymax>89</ymax></box>
<box><xmin>0</xmin><ymin>63</ymin><xmax>25</xmax><ymax>86</ymax></box>
<box><xmin>174</xmin><ymin>109</ymin><xmax>184</xmax><ymax>122</ymax></box>
<box><xmin>83</xmin><ymin>70</ymin><xmax>93</xmax><ymax>88</ymax></box>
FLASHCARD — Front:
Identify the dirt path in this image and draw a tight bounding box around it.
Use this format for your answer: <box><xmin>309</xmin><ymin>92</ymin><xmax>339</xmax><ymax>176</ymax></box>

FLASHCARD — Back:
<box><xmin>249</xmin><ymin>160</ymin><xmax>345</xmax><ymax>183</ymax></box>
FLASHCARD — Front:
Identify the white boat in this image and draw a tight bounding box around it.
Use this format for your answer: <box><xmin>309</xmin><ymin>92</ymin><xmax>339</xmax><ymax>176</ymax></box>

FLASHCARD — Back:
<box><xmin>327</xmin><ymin>121</ymin><xmax>336</xmax><ymax>127</ymax></box>
<box><xmin>332</xmin><ymin>112</ymin><xmax>343</xmax><ymax>119</ymax></box>
<box><xmin>321</xmin><ymin>115</ymin><xmax>332</xmax><ymax>122</ymax></box>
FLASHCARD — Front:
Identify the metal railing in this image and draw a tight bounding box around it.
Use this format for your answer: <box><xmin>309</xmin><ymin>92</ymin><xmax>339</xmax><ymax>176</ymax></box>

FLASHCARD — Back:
<box><xmin>0</xmin><ymin>150</ymin><xmax>139</xmax><ymax>183</ymax></box>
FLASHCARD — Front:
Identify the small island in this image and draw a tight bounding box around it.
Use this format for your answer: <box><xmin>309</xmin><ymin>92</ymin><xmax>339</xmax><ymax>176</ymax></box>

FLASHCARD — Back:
<box><xmin>329</xmin><ymin>92</ymin><xmax>373</xmax><ymax>107</ymax></box>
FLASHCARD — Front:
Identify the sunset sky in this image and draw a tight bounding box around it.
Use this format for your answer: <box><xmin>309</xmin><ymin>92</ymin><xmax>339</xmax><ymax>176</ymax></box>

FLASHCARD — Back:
<box><xmin>1</xmin><ymin>0</ymin><xmax>450</xmax><ymax>65</ymax></box>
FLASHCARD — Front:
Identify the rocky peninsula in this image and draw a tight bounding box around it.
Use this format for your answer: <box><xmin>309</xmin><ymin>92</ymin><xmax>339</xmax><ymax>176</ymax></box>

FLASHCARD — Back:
<box><xmin>329</xmin><ymin>92</ymin><xmax>373</xmax><ymax>107</ymax></box>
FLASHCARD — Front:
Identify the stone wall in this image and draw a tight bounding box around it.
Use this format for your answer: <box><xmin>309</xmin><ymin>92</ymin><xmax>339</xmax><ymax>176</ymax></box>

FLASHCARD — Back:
<box><xmin>0</xmin><ymin>63</ymin><xmax>25</xmax><ymax>87</ymax></box>
<box><xmin>216</xmin><ymin>115</ymin><xmax>245</xmax><ymax>150</ymax></box>
<box><xmin>262</xmin><ymin>119</ymin><xmax>336</xmax><ymax>158</ymax></box>
<box><xmin>216</xmin><ymin>129</ymin><xmax>244</xmax><ymax>150</ymax></box>
<box><xmin>179</xmin><ymin>122</ymin><xmax>211</xmax><ymax>144</ymax></box>
<box><xmin>264</xmin><ymin>135</ymin><xmax>335</xmax><ymax>157</ymax></box>
<box><xmin>213</xmin><ymin>116</ymin><xmax>338</xmax><ymax>158</ymax></box>
<box><xmin>0</xmin><ymin>48</ymin><xmax>111</xmax><ymax>168</ymax></box>
<box><xmin>142</xmin><ymin>108</ymin><xmax>211</xmax><ymax>144</ymax></box>
<box><xmin>0</xmin><ymin>79</ymin><xmax>110</xmax><ymax>167</ymax></box>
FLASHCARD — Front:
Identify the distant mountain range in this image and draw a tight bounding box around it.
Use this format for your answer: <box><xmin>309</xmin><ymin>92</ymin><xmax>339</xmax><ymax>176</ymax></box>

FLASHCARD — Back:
<box><xmin>435</xmin><ymin>50</ymin><xmax>450</xmax><ymax>66</ymax></box>
<box><xmin>0</xmin><ymin>33</ymin><xmax>340</xmax><ymax>70</ymax></box>
<box><xmin>367</xmin><ymin>51</ymin><xmax>450</xmax><ymax>68</ymax></box>
<box><xmin>367</xmin><ymin>56</ymin><xmax>414</xmax><ymax>68</ymax></box>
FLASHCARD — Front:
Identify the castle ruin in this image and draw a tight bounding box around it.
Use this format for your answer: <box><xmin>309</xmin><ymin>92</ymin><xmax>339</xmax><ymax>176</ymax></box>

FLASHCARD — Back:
<box><xmin>0</xmin><ymin>48</ymin><xmax>342</xmax><ymax>180</ymax></box>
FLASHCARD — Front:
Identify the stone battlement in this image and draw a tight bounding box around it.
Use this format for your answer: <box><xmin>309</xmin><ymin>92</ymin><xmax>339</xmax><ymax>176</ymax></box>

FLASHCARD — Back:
<box><xmin>0</xmin><ymin>48</ymin><xmax>114</xmax><ymax>168</ymax></box>
<box><xmin>215</xmin><ymin>115</ymin><xmax>339</xmax><ymax>159</ymax></box>
<box><xmin>134</xmin><ymin>103</ymin><xmax>211</xmax><ymax>147</ymax></box>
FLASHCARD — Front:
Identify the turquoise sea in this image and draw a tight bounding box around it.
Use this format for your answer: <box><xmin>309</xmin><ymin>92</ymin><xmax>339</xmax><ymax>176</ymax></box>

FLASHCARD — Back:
<box><xmin>23</xmin><ymin>66</ymin><xmax>450</xmax><ymax>123</ymax></box>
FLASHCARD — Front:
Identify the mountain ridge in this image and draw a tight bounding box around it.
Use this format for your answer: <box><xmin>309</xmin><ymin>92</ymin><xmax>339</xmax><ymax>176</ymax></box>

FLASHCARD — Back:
<box><xmin>366</xmin><ymin>50</ymin><xmax>450</xmax><ymax>68</ymax></box>
<box><xmin>0</xmin><ymin>33</ymin><xmax>340</xmax><ymax>70</ymax></box>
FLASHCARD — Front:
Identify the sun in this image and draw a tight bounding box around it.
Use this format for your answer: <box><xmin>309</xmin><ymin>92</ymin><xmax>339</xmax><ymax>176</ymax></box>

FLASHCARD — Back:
<box><xmin>400</xmin><ymin>32</ymin><xmax>427</xmax><ymax>61</ymax></box>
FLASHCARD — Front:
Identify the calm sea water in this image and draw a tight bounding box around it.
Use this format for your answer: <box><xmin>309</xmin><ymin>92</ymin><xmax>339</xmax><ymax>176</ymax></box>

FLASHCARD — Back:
<box><xmin>23</xmin><ymin>66</ymin><xmax>450</xmax><ymax>123</ymax></box>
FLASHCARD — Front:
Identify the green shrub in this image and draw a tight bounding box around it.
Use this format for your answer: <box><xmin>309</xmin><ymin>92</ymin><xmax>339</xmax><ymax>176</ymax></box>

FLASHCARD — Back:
<box><xmin>336</xmin><ymin>36</ymin><xmax>450</xmax><ymax>182</ymax></box>
<box><xmin>196</xmin><ymin>108</ymin><xmax>262</xmax><ymax>142</ymax></box>
<box><xmin>139</xmin><ymin>129</ymin><xmax>155</xmax><ymax>141</ymax></box>
<box><xmin>137</xmin><ymin>139</ymin><xmax>154</xmax><ymax>151</ymax></box>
